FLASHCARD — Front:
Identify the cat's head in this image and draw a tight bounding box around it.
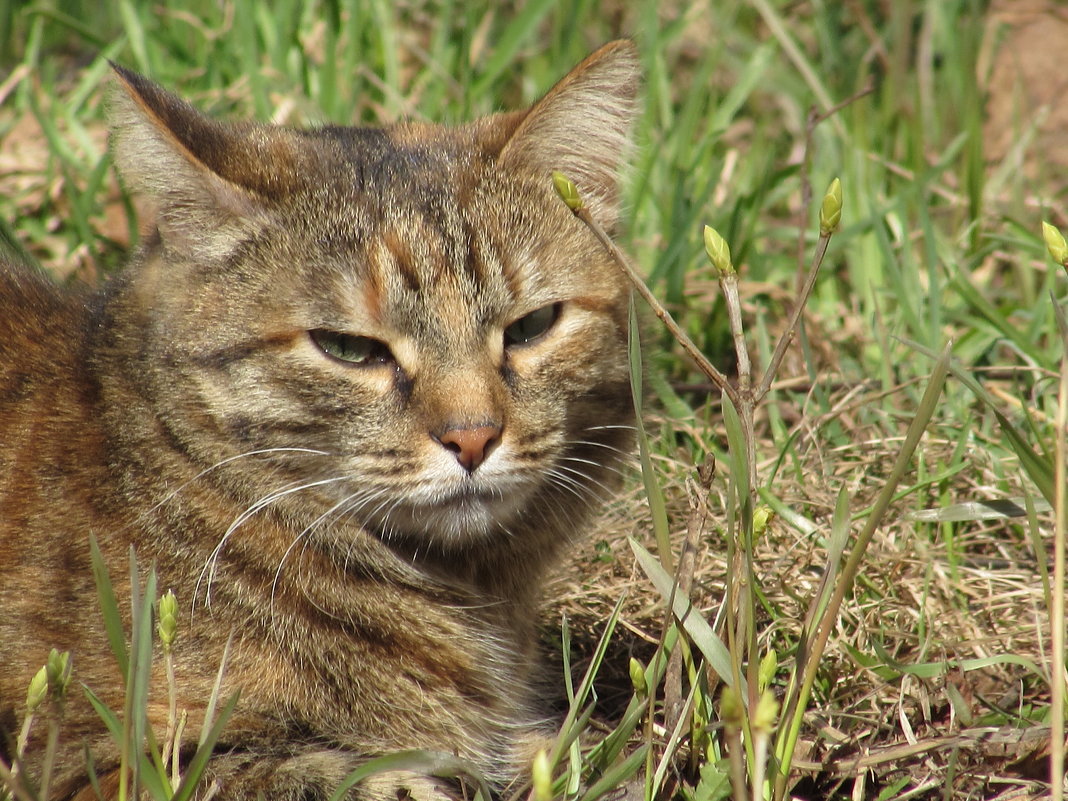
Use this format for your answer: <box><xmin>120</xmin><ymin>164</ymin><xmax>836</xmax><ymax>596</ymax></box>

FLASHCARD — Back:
<box><xmin>105</xmin><ymin>43</ymin><xmax>639</xmax><ymax>563</ymax></box>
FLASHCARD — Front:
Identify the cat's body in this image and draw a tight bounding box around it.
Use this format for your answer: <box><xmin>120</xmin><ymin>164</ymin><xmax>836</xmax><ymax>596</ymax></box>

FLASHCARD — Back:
<box><xmin>0</xmin><ymin>43</ymin><xmax>638</xmax><ymax>800</ymax></box>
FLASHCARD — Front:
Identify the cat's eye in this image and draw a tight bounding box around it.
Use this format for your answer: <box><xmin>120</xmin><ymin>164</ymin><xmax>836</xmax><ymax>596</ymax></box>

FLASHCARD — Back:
<box><xmin>504</xmin><ymin>303</ymin><xmax>561</xmax><ymax>347</ymax></box>
<box><xmin>310</xmin><ymin>329</ymin><xmax>393</xmax><ymax>366</ymax></box>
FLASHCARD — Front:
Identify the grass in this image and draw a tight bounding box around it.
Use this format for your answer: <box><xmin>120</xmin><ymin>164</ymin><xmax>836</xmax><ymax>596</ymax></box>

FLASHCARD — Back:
<box><xmin>1</xmin><ymin>0</ymin><xmax>1065</xmax><ymax>798</ymax></box>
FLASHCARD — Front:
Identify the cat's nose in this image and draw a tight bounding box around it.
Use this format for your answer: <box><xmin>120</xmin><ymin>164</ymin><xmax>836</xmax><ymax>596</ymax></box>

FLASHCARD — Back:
<box><xmin>434</xmin><ymin>423</ymin><xmax>502</xmax><ymax>473</ymax></box>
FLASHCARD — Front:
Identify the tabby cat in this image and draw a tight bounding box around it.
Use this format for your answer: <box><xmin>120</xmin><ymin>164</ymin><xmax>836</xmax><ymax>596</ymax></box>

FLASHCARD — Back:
<box><xmin>0</xmin><ymin>41</ymin><xmax>638</xmax><ymax>800</ymax></box>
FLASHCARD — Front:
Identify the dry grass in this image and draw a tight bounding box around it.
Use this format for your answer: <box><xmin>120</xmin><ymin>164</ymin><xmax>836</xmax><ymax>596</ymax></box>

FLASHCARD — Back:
<box><xmin>547</xmin><ymin>373</ymin><xmax>1055</xmax><ymax>797</ymax></box>
<box><xmin>2</xmin><ymin>1</ymin><xmax>1065</xmax><ymax>798</ymax></box>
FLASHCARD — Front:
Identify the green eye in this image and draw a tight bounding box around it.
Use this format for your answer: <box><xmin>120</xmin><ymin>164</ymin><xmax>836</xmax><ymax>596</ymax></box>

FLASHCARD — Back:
<box><xmin>504</xmin><ymin>303</ymin><xmax>561</xmax><ymax>346</ymax></box>
<box><xmin>310</xmin><ymin>330</ymin><xmax>393</xmax><ymax>366</ymax></box>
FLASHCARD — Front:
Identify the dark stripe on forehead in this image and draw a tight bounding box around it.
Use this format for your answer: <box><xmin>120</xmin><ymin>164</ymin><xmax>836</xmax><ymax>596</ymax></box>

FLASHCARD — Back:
<box><xmin>382</xmin><ymin>229</ymin><xmax>421</xmax><ymax>293</ymax></box>
<box><xmin>462</xmin><ymin>221</ymin><xmax>485</xmax><ymax>287</ymax></box>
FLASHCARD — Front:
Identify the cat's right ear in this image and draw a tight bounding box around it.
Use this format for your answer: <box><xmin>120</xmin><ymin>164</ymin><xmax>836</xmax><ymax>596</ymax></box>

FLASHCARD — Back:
<box><xmin>492</xmin><ymin>41</ymin><xmax>641</xmax><ymax>232</ymax></box>
<box><xmin>108</xmin><ymin>64</ymin><xmax>307</xmax><ymax>260</ymax></box>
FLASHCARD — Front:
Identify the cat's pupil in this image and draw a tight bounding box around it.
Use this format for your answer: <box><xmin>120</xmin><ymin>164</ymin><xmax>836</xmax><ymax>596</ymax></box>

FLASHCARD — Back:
<box><xmin>504</xmin><ymin>303</ymin><xmax>560</xmax><ymax>346</ymax></box>
<box><xmin>310</xmin><ymin>330</ymin><xmax>392</xmax><ymax>366</ymax></box>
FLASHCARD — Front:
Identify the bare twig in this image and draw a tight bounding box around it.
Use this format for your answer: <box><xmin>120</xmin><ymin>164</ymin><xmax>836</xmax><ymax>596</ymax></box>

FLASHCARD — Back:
<box><xmin>663</xmin><ymin>457</ymin><xmax>715</xmax><ymax>739</ymax></box>
<box><xmin>1052</xmin><ymin>306</ymin><xmax>1066</xmax><ymax>801</ymax></box>
<box><xmin>572</xmin><ymin>205</ymin><xmax>739</xmax><ymax>407</ymax></box>
<box><xmin>756</xmin><ymin>233</ymin><xmax>832</xmax><ymax>400</ymax></box>
<box><xmin>0</xmin><ymin>759</ymin><xmax>37</xmax><ymax>801</ymax></box>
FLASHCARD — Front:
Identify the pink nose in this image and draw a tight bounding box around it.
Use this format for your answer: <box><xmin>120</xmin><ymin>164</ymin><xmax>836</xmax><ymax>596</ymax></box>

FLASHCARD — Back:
<box><xmin>435</xmin><ymin>424</ymin><xmax>502</xmax><ymax>472</ymax></box>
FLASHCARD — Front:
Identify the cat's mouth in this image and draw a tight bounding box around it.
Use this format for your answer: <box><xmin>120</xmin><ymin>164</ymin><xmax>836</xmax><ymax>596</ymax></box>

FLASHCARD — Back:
<box><xmin>369</xmin><ymin>483</ymin><xmax>532</xmax><ymax>544</ymax></box>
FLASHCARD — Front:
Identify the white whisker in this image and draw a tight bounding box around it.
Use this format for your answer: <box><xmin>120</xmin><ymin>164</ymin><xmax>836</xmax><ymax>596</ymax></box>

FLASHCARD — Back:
<box><xmin>268</xmin><ymin>485</ymin><xmax>390</xmax><ymax>612</ymax></box>
<box><xmin>194</xmin><ymin>474</ymin><xmax>350</xmax><ymax>611</ymax></box>
<box><xmin>145</xmin><ymin>447</ymin><xmax>329</xmax><ymax>521</ymax></box>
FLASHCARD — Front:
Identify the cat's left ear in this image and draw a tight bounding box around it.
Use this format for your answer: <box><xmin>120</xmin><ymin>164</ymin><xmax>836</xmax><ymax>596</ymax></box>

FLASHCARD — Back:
<box><xmin>107</xmin><ymin>64</ymin><xmax>313</xmax><ymax>261</ymax></box>
<box><xmin>495</xmin><ymin>41</ymin><xmax>640</xmax><ymax>231</ymax></box>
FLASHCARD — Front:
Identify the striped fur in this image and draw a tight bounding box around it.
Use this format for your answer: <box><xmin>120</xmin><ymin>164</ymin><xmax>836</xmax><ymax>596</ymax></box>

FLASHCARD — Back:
<box><xmin>0</xmin><ymin>42</ymin><xmax>639</xmax><ymax>800</ymax></box>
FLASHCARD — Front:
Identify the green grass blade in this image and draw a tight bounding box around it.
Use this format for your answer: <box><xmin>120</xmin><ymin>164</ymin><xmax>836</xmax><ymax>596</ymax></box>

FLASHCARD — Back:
<box><xmin>720</xmin><ymin>392</ymin><xmax>750</xmax><ymax>508</ymax></box>
<box><xmin>549</xmin><ymin>596</ymin><xmax>625</xmax><ymax>767</ymax></box>
<box><xmin>123</xmin><ymin>552</ymin><xmax>156</xmax><ymax>795</ymax></box>
<box><xmin>89</xmin><ymin>535</ymin><xmax>128</xmax><ymax>677</ymax></box>
<box><xmin>630</xmin><ymin>539</ymin><xmax>736</xmax><ymax>690</ymax></box>
<box><xmin>773</xmin><ymin>343</ymin><xmax>952</xmax><ymax>797</ymax></box>
<box><xmin>83</xmin><ymin>685</ymin><xmax>124</xmax><ymax>742</ymax></box>
<box><xmin>170</xmin><ymin>691</ymin><xmax>241</xmax><ymax>801</ymax></box>
<box><xmin>629</xmin><ymin>298</ymin><xmax>673</xmax><ymax>571</ymax></box>
<box><xmin>578</xmin><ymin>743</ymin><xmax>648</xmax><ymax>801</ymax></box>
<box><xmin>198</xmin><ymin>633</ymin><xmax>232</xmax><ymax>748</ymax></box>
<box><xmin>117</xmin><ymin>0</ymin><xmax>150</xmax><ymax>73</ymax></box>
<box><xmin>470</xmin><ymin>0</ymin><xmax>558</xmax><ymax>98</ymax></box>
<box><xmin>904</xmin><ymin>338</ymin><xmax>1055</xmax><ymax>503</ymax></box>
<box><xmin>329</xmin><ymin>749</ymin><xmax>490</xmax><ymax>801</ymax></box>
<box><xmin>586</xmin><ymin>628</ymin><xmax>675</xmax><ymax>769</ymax></box>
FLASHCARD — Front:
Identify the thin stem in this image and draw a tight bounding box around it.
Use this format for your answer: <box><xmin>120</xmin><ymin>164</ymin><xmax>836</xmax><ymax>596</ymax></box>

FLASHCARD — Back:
<box><xmin>573</xmin><ymin>206</ymin><xmax>739</xmax><ymax>407</ymax></box>
<box><xmin>664</xmin><ymin>463</ymin><xmax>713</xmax><ymax>738</ymax></box>
<box><xmin>1052</xmin><ymin>340</ymin><xmax>1066</xmax><ymax>801</ymax></box>
<box><xmin>173</xmin><ymin>710</ymin><xmax>187</xmax><ymax>788</ymax></box>
<box><xmin>162</xmin><ymin>648</ymin><xmax>178</xmax><ymax>777</ymax></box>
<box><xmin>725</xmin><ymin>726</ymin><xmax>747</xmax><ymax>801</ymax></box>
<box><xmin>38</xmin><ymin>717</ymin><xmax>60</xmax><ymax>801</ymax></box>
<box><xmin>772</xmin><ymin>344</ymin><xmax>950</xmax><ymax>799</ymax></box>
<box><xmin>717</xmin><ymin>269</ymin><xmax>759</xmax><ymax>492</ymax></box>
<box><xmin>10</xmin><ymin>710</ymin><xmax>35</xmax><ymax>784</ymax></box>
<box><xmin>718</xmin><ymin>270</ymin><xmax>751</xmax><ymax>392</ymax></box>
<box><xmin>756</xmin><ymin>233</ymin><xmax>831</xmax><ymax>401</ymax></box>
<box><xmin>0</xmin><ymin>759</ymin><xmax>37</xmax><ymax>801</ymax></box>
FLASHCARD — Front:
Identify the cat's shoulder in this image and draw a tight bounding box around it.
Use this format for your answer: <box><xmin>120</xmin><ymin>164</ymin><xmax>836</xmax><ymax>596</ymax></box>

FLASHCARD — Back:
<box><xmin>0</xmin><ymin>259</ymin><xmax>92</xmax><ymax>374</ymax></box>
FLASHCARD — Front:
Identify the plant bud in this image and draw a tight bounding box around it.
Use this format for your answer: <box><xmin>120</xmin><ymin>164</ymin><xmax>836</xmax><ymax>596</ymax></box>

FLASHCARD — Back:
<box><xmin>819</xmin><ymin>177</ymin><xmax>842</xmax><ymax>235</ymax></box>
<box><xmin>1042</xmin><ymin>221</ymin><xmax>1068</xmax><ymax>265</ymax></box>
<box><xmin>719</xmin><ymin>685</ymin><xmax>742</xmax><ymax>731</ymax></box>
<box><xmin>158</xmin><ymin>590</ymin><xmax>178</xmax><ymax>649</ymax></box>
<box><xmin>531</xmin><ymin>749</ymin><xmax>552</xmax><ymax>801</ymax></box>
<box><xmin>758</xmin><ymin>649</ymin><xmax>778</xmax><ymax>693</ymax></box>
<box><xmin>628</xmin><ymin>657</ymin><xmax>647</xmax><ymax>696</ymax></box>
<box><xmin>753</xmin><ymin>506</ymin><xmax>774</xmax><ymax>538</ymax></box>
<box><xmin>552</xmin><ymin>171</ymin><xmax>583</xmax><ymax>211</ymax></box>
<box><xmin>26</xmin><ymin>665</ymin><xmax>48</xmax><ymax>712</ymax></box>
<box><xmin>752</xmin><ymin>689</ymin><xmax>780</xmax><ymax>733</ymax></box>
<box><xmin>45</xmin><ymin>649</ymin><xmax>71</xmax><ymax>702</ymax></box>
<box><xmin>703</xmin><ymin>225</ymin><xmax>734</xmax><ymax>276</ymax></box>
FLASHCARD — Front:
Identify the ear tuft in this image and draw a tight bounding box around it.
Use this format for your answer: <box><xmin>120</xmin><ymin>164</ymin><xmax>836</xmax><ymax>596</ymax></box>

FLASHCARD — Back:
<box><xmin>497</xmin><ymin>41</ymin><xmax>640</xmax><ymax>230</ymax></box>
<box><xmin>108</xmin><ymin>65</ymin><xmax>308</xmax><ymax>258</ymax></box>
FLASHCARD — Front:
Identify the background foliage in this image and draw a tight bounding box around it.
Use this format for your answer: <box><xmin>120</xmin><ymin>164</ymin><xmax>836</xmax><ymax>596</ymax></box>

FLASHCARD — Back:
<box><xmin>1</xmin><ymin>0</ymin><xmax>1064</xmax><ymax>798</ymax></box>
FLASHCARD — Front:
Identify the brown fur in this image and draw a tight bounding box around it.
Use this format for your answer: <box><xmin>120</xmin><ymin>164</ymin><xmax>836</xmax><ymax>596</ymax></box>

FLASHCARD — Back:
<box><xmin>0</xmin><ymin>42</ymin><xmax>639</xmax><ymax>800</ymax></box>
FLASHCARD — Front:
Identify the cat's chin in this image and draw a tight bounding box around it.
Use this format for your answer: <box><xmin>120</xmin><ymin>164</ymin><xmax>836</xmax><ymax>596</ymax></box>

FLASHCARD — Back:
<box><xmin>369</xmin><ymin>487</ymin><xmax>533</xmax><ymax>546</ymax></box>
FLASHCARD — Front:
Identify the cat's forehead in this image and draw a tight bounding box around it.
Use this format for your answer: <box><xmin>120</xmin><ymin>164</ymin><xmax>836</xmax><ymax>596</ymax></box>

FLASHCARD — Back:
<box><xmin>309</xmin><ymin>123</ymin><xmax>478</xmax><ymax>195</ymax></box>
<box><xmin>301</xmin><ymin>125</ymin><xmax>547</xmax><ymax>286</ymax></box>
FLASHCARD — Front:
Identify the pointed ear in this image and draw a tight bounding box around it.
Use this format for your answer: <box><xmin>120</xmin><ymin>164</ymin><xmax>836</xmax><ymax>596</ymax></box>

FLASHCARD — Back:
<box><xmin>108</xmin><ymin>64</ymin><xmax>308</xmax><ymax>259</ymax></box>
<box><xmin>497</xmin><ymin>41</ymin><xmax>640</xmax><ymax>230</ymax></box>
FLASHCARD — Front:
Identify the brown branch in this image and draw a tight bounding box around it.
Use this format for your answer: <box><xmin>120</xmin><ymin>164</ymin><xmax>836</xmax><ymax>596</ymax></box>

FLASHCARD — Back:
<box><xmin>756</xmin><ymin>232</ymin><xmax>831</xmax><ymax>401</ymax></box>
<box><xmin>573</xmin><ymin>206</ymin><xmax>740</xmax><ymax>408</ymax></box>
<box><xmin>663</xmin><ymin>457</ymin><xmax>715</xmax><ymax>741</ymax></box>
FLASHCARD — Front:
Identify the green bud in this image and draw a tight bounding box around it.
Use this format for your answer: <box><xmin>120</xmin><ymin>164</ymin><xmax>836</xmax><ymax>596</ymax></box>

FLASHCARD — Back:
<box><xmin>719</xmin><ymin>685</ymin><xmax>742</xmax><ymax>731</ymax></box>
<box><xmin>26</xmin><ymin>665</ymin><xmax>48</xmax><ymax>711</ymax></box>
<box><xmin>703</xmin><ymin>225</ymin><xmax>734</xmax><ymax>276</ymax></box>
<box><xmin>531</xmin><ymin>749</ymin><xmax>552</xmax><ymax>801</ymax></box>
<box><xmin>757</xmin><ymin>649</ymin><xmax>778</xmax><ymax>693</ymax></box>
<box><xmin>1042</xmin><ymin>221</ymin><xmax>1068</xmax><ymax>265</ymax></box>
<box><xmin>752</xmin><ymin>689</ymin><xmax>780</xmax><ymax>733</ymax></box>
<box><xmin>158</xmin><ymin>590</ymin><xmax>178</xmax><ymax>649</ymax></box>
<box><xmin>45</xmin><ymin>649</ymin><xmax>72</xmax><ymax>702</ymax></box>
<box><xmin>819</xmin><ymin>177</ymin><xmax>842</xmax><ymax>235</ymax></box>
<box><xmin>628</xmin><ymin>657</ymin><xmax>647</xmax><ymax>696</ymax></box>
<box><xmin>753</xmin><ymin>506</ymin><xmax>774</xmax><ymax>538</ymax></box>
<box><xmin>552</xmin><ymin>171</ymin><xmax>583</xmax><ymax>211</ymax></box>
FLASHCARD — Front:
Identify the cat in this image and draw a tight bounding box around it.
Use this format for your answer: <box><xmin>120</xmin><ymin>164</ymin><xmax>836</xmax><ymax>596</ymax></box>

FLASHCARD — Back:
<box><xmin>0</xmin><ymin>40</ymin><xmax>639</xmax><ymax>801</ymax></box>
